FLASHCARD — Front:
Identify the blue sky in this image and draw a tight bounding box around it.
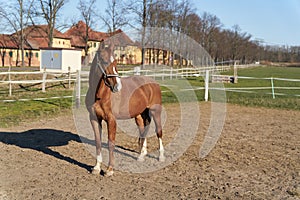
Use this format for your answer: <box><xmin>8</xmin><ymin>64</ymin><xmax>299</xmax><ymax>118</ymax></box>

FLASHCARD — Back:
<box><xmin>191</xmin><ymin>0</ymin><xmax>300</xmax><ymax>46</ymax></box>
<box><xmin>62</xmin><ymin>0</ymin><xmax>300</xmax><ymax>46</ymax></box>
<box><xmin>0</xmin><ymin>0</ymin><xmax>297</xmax><ymax>46</ymax></box>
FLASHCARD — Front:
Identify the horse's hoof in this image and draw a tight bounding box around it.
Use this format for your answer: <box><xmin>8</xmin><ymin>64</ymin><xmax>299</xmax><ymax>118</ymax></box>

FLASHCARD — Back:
<box><xmin>105</xmin><ymin>167</ymin><xmax>114</xmax><ymax>177</ymax></box>
<box><xmin>137</xmin><ymin>155</ymin><xmax>145</xmax><ymax>162</ymax></box>
<box><xmin>159</xmin><ymin>155</ymin><xmax>166</xmax><ymax>162</ymax></box>
<box><xmin>91</xmin><ymin>167</ymin><xmax>101</xmax><ymax>175</ymax></box>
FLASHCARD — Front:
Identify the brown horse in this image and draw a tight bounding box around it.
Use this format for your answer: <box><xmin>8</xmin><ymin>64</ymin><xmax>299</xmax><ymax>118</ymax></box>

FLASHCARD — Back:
<box><xmin>86</xmin><ymin>43</ymin><xmax>165</xmax><ymax>176</ymax></box>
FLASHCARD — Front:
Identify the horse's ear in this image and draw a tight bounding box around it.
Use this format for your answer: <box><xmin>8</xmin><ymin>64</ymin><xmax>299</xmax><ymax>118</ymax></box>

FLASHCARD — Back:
<box><xmin>112</xmin><ymin>59</ymin><xmax>117</xmax><ymax>66</ymax></box>
<box><xmin>100</xmin><ymin>39</ymin><xmax>105</xmax><ymax>50</ymax></box>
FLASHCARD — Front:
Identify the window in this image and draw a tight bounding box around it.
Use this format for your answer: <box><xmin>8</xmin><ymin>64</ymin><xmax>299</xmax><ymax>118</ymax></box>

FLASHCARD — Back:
<box><xmin>36</xmin><ymin>52</ymin><xmax>39</xmax><ymax>58</ymax></box>
<box><xmin>9</xmin><ymin>51</ymin><xmax>13</xmax><ymax>57</ymax></box>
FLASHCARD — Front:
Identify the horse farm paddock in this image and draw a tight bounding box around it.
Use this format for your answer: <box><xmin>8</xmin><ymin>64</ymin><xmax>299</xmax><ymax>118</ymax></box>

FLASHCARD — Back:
<box><xmin>0</xmin><ymin>102</ymin><xmax>299</xmax><ymax>199</ymax></box>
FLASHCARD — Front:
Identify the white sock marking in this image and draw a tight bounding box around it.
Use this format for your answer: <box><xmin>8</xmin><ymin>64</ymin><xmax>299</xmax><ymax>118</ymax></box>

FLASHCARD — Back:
<box><xmin>159</xmin><ymin>138</ymin><xmax>165</xmax><ymax>162</ymax></box>
<box><xmin>94</xmin><ymin>154</ymin><xmax>102</xmax><ymax>171</ymax></box>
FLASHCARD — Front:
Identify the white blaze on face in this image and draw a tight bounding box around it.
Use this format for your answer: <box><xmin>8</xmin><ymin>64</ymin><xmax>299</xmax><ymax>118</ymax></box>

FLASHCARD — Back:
<box><xmin>113</xmin><ymin>66</ymin><xmax>122</xmax><ymax>91</ymax></box>
<box><xmin>110</xmin><ymin>56</ymin><xmax>115</xmax><ymax>63</ymax></box>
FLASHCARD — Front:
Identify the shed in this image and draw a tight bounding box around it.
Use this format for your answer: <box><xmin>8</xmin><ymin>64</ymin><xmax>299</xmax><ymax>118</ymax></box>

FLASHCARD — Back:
<box><xmin>40</xmin><ymin>48</ymin><xmax>82</xmax><ymax>72</ymax></box>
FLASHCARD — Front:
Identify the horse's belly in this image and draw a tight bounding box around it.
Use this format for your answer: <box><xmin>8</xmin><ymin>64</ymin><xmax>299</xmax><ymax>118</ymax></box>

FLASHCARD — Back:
<box><xmin>111</xmin><ymin>92</ymin><xmax>146</xmax><ymax>119</ymax></box>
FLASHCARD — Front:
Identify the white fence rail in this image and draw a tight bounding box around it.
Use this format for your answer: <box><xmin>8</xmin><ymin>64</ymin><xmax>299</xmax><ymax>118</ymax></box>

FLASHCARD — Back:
<box><xmin>209</xmin><ymin>76</ymin><xmax>300</xmax><ymax>98</ymax></box>
<box><xmin>0</xmin><ymin>70</ymin><xmax>79</xmax><ymax>96</ymax></box>
<box><xmin>118</xmin><ymin>66</ymin><xmax>230</xmax><ymax>79</ymax></box>
<box><xmin>1</xmin><ymin>65</ymin><xmax>299</xmax><ymax>103</ymax></box>
<box><xmin>0</xmin><ymin>66</ymin><xmax>228</xmax><ymax>96</ymax></box>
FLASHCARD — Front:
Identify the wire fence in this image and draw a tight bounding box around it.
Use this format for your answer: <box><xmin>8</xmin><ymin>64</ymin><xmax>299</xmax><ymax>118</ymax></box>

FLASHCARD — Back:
<box><xmin>210</xmin><ymin>76</ymin><xmax>300</xmax><ymax>98</ymax></box>
<box><xmin>0</xmin><ymin>65</ymin><xmax>299</xmax><ymax>103</ymax></box>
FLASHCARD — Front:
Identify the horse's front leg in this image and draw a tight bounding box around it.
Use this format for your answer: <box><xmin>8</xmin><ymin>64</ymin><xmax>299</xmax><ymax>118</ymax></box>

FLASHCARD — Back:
<box><xmin>90</xmin><ymin>113</ymin><xmax>103</xmax><ymax>174</ymax></box>
<box><xmin>106</xmin><ymin>115</ymin><xmax>117</xmax><ymax>177</ymax></box>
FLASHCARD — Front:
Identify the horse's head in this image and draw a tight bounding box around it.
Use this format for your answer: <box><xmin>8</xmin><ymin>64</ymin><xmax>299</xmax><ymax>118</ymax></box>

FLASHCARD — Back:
<box><xmin>102</xmin><ymin>60</ymin><xmax>122</xmax><ymax>93</ymax></box>
<box><xmin>97</xmin><ymin>40</ymin><xmax>115</xmax><ymax>66</ymax></box>
<box><xmin>95</xmin><ymin>40</ymin><xmax>122</xmax><ymax>93</ymax></box>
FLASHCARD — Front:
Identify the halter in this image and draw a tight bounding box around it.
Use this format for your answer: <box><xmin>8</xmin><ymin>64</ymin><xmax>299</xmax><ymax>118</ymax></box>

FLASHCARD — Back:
<box><xmin>96</xmin><ymin>55</ymin><xmax>120</xmax><ymax>90</ymax></box>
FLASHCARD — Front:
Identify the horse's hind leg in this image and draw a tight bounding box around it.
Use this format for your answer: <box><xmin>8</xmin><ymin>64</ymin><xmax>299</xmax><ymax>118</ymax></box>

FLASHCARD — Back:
<box><xmin>150</xmin><ymin>104</ymin><xmax>165</xmax><ymax>162</ymax></box>
<box><xmin>135</xmin><ymin>109</ymin><xmax>151</xmax><ymax>162</ymax></box>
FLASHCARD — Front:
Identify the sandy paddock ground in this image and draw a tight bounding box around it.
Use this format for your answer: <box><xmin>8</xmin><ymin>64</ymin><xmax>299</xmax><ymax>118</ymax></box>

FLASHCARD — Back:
<box><xmin>0</xmin><ymin>102</ymin><xmax>299</xmax><ymax>200</ymax></box>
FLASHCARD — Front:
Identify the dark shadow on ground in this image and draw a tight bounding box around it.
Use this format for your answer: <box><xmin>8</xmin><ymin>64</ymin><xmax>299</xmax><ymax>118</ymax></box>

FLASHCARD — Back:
<box><xmin>0</xmin><ymin>129</ymin><xmax>140</xmax><ymax>173</ymax></box>
<box><xmin>0</xmin><ymin>129</ymin><xmax>94</xmax><ymax>171</ymax></box>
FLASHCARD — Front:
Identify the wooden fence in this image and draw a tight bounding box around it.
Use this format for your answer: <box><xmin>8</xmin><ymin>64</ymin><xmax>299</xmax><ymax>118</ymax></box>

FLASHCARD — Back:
<box><xmin>0</xmin><ymin>65</ymin><xmax>229</xmax><ymax>96</ymax></box>
<box><xmin>0</xmin><ymin>70</ymin><xmax>79</xmax><ymax>96</ymax></box>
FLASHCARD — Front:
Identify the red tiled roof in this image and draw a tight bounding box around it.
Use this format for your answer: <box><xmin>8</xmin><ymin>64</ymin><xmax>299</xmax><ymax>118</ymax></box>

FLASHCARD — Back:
<box><xmin>0</xmin><ymin>34</ymin><xmax>18</xmax><ymax>49</ymax></box>
<box><xmin>26</xmin><ymin>37</ymin><xmax>49</xmax><ymax>49</ymax></box>
<box><xmin>14</xmin><ymin>25</ymin><xmax>70</xmax><ymax>39</ymax></box>
<box><xmin>108</xmin><ymin>29</ymin><xmax>135</xmax><ymax>47</ymax></box>
<box><xmin>0</xmin><ymin>25</ymin><xmax>71</xmax><ymax>49</ymax></box>
<box><xmin>64</xmin><ymin>21</ymin><xmax>109</xmax><ymax>47</ymax></box>
<box><xmin>0</xmin><ymin>21</ymin><xmax>137</xmax><ymax>50</ymax></box>
<box><xmin>0</xmin><ymin>34</ymin><xmax>35</xmax><ymax>49</ymax></box>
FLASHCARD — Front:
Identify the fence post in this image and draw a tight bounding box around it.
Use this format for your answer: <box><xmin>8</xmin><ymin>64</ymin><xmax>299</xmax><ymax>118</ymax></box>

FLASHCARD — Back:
<box><xmin>234</xmin><ymin>61</ymin><xmax>238</xmax><ymax>83</ymax></box>
<box><xmin>271</xmin><ymin>77</ymin><xmax>275</xmax><ymax>99</ymax></box>
<box><xmin>42</xmin><ymin>68</ymin><xmax>47</xmax><ymax>92</ymax></box>
<box><xmin>68</xmin><ymin>66</ymin><xmax>71</xmax><ymax>89</ymax></box>
<box><xmin>8</xmin><ymin>66</ymin><xmax>12</xmax><ymax>96</ymax></box>
<box><xmin>134</xmin><ymin>66</ymin><xmax>141</xmax><ymax>75</ymax></box>
<box><xmin>75</xmin><ymin>70</ymin><xmax>81</xmax><ymax>108</ymax></box>
<box><xmin>205</xmin><ymin>70</ymin><xmax>209</xmax><ymax>101</ymax></box>
<box><xmin>170</xmin><ymin>67</ymin><xmax>173</xmax><ymax>80</ymax></box>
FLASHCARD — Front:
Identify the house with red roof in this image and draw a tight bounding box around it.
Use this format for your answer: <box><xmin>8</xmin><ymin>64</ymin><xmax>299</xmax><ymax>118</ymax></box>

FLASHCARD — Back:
<box><xmin>64</xmin><ymin>21</ymin><xmax>141</xmax><ymax>64</ymax></box>
<box><xmin>0</xmin><ymin>25</ymin><xmax>72</xmax><ymax>67</ymax></box>
<box><xmin>0</xmin><ymin>21</ymin><xmax>141</xmax><ymax>67</ymax></box>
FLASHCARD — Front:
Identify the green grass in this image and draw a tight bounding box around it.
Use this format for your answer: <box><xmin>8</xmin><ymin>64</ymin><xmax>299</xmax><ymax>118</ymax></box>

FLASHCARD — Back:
<box><xmin>0</xmin><ymin>84</ymin><xmax>74</xmax><ymax>128</ymax></box>
<box><xmin>220</xmin><ymin>66</ymin><xmax>300</xmax><ymax>109</ymax></box>
<box><xmin>0</xmin><ymin>66</ymin><xmax>299</xmax><ymax>128</ymax></box>
<box><xmin>0</xmin><ymin>98</ymin><xmax>72</xmax><ymax>128</ymax></box>
<box><xmin>222</xmin><ymin>66</ymin><xmax>300</xmax><ymax>79</ymax></box>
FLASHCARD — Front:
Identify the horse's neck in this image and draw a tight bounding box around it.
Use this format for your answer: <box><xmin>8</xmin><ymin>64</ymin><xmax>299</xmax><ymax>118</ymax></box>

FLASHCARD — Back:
<box><xmin>96</xmin><ymin>78</ymin><xmax>111</xmax><ymax>101</ymax></box>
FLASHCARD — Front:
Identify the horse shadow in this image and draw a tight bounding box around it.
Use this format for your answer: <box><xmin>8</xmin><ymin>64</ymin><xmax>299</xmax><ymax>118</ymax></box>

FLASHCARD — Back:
<box><xmin>0</xmin><ymin>129</ymin><xmax>140</xmax><ymax>172</ymax></box>
<box><xmin>0</xmin><ymin>129</ymin><xmax>94</xmax><ymax>172</ymax></box>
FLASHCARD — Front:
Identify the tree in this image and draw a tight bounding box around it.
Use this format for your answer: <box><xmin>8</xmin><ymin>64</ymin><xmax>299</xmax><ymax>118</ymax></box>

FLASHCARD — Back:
<box><xmin>125</xmin><ymin>0</ymin><xmax>149</xmax><ymax>66</ymax></box>
<box><xmin>101</xmin><ymin>0</ymin><xmax>128</xmax><ymax>33</ymax></box>
<box><xmin>77</xmin><ymin>0</ymin><xmax>97</xmax><ymax>56</ymax></box>
<box><xmin>36</xmin><ymin>0</ymin><xmax>67</xmax><ymax>47</ymax></box>
<box><xmin>0</xmin><ymin>0</ymin><xmax>34</xmax><ymax>67</ymax></box>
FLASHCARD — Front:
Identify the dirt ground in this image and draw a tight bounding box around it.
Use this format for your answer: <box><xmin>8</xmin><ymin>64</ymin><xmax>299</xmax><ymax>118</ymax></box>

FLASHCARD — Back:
<box><xmin>0</xmin><ymin>102</ymin><xmax>299</xmax><ymax>200</ymax></box>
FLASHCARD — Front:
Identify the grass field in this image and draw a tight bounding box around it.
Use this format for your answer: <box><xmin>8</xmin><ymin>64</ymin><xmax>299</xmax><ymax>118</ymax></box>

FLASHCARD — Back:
<box><xmin>0</xmin><ymin>66</ymin><xmax>299</xmax><ymax>127</ymax></box>
<box><xmin>220</xmin><ymin>66</ymin><xmax>300</xmax><ymax>109</ymax></box>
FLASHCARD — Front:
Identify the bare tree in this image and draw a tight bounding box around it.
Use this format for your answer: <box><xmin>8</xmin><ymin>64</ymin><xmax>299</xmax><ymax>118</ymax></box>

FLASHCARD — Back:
<box><xmin>101</xmin><ymin>0</ymin><xmax>128</xmax><ymax>33</ymax></box>
<box><xmin>36</xmin><ymin>0</ymin><xmax>67</xmax><ymax>47</ymax></box>
<box><xmin>0</xmin><ymin>0</ymin><xmax>34</xmax><ymax>67</ymax></box>
<box><xmin>77</xmin><ymin>0</ymin><xmax>97</xmax><ymax>56</ymax></box>
<box><xmin>124</xmin><ymin>0</ymin><xmax>149</xmax><ymax>66</ymax></box>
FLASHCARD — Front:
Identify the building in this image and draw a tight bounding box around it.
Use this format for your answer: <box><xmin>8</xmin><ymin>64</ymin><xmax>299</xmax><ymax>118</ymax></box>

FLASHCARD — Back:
<box><xmin>0</xmin><ymin>21</ymin><xmax>141</xmax><ymax>67</ymax></box>
<box><xmin>0</xmin><ymin>25</ymin><xmax>71</xmax><ymax>67</ymax></box>
<box><xmin>64</xmin><ymin>21</ymin><xmax>141</xmax><ymax>65</ymax></box>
